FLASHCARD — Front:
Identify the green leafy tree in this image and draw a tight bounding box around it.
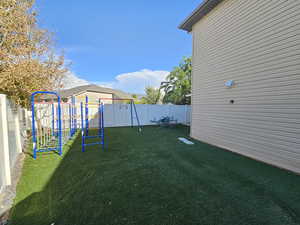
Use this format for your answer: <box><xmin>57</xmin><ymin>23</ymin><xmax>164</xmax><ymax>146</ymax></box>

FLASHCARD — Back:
<box><xmin>161</xmin><ymin>57</ymin><xmax>191</xmax><ymax>105</ymax></box>
<box><xmin>131</xmin><ymin>94</ymin><xmax>143</xmax><ymax>104</ymax></box>
<box><xmin>141</xmin><ymin>87</ymin><xmax>161</xmax><ymax>104</ymax></box>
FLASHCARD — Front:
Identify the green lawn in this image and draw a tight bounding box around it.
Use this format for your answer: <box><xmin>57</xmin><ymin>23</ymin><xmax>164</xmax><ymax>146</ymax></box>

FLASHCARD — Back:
<box><xmin>10</xmin><ymin>126</ymin><xmax>300</xmax><ymax>225</ymax></box>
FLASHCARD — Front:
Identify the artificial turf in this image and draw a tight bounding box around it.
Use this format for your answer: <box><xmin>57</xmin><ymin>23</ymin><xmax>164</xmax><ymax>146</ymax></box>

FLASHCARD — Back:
<box><xmin>9</xmin><ymin>126</ymin><xmax>300</xmax><ymax>225</ymax></box>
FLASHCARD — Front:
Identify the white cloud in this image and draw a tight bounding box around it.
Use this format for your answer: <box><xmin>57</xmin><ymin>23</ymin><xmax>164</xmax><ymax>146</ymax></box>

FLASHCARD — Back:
<box><xmin>62</xmin><ymin>69</ymin><xmax>169</xmax><ymax>94</ymax></box>
<box><xmin>98</xmin><ymin>69</ymin><xmax>170</xmax><ymax>94</ymax></box>
<box><xmin>62</xmin><ymin>71</ymin><xmax>90</xmax><ymax>89</ymax></box>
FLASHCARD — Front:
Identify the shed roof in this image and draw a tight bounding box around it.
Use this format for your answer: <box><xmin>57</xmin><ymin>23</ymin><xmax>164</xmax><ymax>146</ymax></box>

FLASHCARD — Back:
<box><xmin>58</xmin><ymin>84</ymin><xmax>132</xmax><ymax>99</ymax></box>
<box><xmin>179</xmin><ymin>0</ymin><xmax>224</xmax><ymax>32</ymax></box>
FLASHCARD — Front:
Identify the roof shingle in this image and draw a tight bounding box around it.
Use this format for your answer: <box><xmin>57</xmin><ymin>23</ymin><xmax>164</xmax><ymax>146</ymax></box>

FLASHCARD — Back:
<box><xmin>58</xmin><ymin>84</ymin><xmax>132</xmax><ymax>99</ymax></box>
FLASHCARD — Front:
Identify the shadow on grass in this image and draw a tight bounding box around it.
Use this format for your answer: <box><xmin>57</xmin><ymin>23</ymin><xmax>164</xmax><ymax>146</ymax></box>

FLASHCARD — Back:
<box><xmin>8</xmin><ymin>126</ymin><xmax>300</xmax><ymax>225</ymax></box>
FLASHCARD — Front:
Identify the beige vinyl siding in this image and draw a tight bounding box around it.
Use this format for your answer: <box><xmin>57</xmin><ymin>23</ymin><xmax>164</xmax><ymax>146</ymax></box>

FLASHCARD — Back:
<box><xmin>74</xmin><ymin>91</ymin><xmax>113</xmax><ymax>104</ymax></box>
<box><xmin>191</xmin><ymin>0</ymin><xmax>300</xmax><ymax>173</ymax></box>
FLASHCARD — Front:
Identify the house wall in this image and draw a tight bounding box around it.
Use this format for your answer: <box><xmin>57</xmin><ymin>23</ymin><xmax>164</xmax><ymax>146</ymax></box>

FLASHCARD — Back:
<box><xmin>73</xmin><ymin>91</ymin><xmax>113</xmax><ymax>104</ymax></box>
<box><xmin>191</xmin><ymin>0</ymin><xmax>300</xmax><ymax>173</ymax></box>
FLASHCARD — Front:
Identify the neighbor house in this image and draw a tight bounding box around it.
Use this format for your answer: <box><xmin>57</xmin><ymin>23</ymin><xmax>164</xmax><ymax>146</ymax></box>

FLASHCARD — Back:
<box><xmin>58</xmin><ymin>84</ymin><xmax>132</xmax><ymax>104</ymax></box>
<box><xmin>179</xmin><ymin>0</ymin><xmax>300</xmax><ymax>173</ymax></box>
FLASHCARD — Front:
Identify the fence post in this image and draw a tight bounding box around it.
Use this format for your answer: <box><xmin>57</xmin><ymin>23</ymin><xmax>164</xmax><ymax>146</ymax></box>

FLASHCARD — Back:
<box><xmin>113</xmin><ymin>103</ymin><xmax>116</xmax><ymax>127</ymax></box>
<box><xmin>14</xmin><ymin>107</ymin><xmax>23</xmax><ymax>154</ymax></box>
<box><xmin>25</xmin><ymin>108</ymin><xmax>31</xmax><ymax>130</ymax></box>
<box><xmin>0</xmin><ymin>94</ymin><xmax>12</xmax><ymax>186</ymax></box>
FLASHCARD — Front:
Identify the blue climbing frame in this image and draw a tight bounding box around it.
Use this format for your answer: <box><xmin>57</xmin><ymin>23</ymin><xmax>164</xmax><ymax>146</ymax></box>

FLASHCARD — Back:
<box><xmin>31</xmin><ymin>91</ymin><xmax>62</xmax><ymax>159</ymax></box>
<box><xmin>31</xmin><ymin>91</ymin><xmax>78</xmax><ymax>159</ymax></box>
<box><xmin>80</xmin><ymin>96</ymin><xmax>104</xmax><ymax>152</ymax></box>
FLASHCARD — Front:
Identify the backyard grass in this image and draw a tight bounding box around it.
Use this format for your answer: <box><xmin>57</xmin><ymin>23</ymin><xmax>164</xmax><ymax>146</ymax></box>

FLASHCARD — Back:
<box><xmin>10</xmin><ymin>126</ymin><xmax>300</xmax><ymax>225</ymax></box>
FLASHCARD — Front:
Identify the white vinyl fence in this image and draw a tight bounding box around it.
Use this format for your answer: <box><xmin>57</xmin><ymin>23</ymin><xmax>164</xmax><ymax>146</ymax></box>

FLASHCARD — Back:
<box><xmin>88</xmin><ymin>104</ymin><xmax>191</xmax><ymax>128</ymax></box>
<box><xmin>0</xmin><ymin>94</ymin><xmax>28</xmax><ymax>194</ymax></box>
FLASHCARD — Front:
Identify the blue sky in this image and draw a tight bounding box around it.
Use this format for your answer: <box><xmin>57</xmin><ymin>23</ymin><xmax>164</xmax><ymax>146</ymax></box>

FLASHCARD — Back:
<box><xmin>36</xmin><ymin>0</ymin><xmax>202</xmax><ymax>93</ymax></box>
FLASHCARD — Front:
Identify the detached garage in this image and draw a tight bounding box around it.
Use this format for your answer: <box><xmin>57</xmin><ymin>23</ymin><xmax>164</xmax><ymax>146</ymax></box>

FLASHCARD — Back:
<box><xmin>179</xmin><ymin>0</ymin><xmax>300</xmax><ymax>173</ymax></box>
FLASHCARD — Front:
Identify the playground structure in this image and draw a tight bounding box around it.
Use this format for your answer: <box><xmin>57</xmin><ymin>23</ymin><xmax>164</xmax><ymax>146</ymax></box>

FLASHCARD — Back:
<box><xmin>31</xmin><ymin>92</ymin><xmax>142</xmax><ymax>158</ymax></box>
<box><xmin>80</xmin><ymin>97</ymin><xmax>142</xmax><ymax>152</ymax></box>
<box><xmin>31</xmin><ymin>91</ymin><xmax>77</xmax><ymax>159</ymax></box>
<box><xmin>80</xmin><ymin>96</ymin><xmax>104</xmax><ymax>152</ymax></box>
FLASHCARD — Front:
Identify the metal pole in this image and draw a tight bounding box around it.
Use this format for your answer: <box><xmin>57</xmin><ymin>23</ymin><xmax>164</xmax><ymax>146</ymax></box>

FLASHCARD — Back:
<box><xmin>101</xmin><ymin>102</ymin><xmax>105</xmax><ymax>150</ymax></box>
<box><xmin>72</xmin><ymin>96</ymin><xmax>77</xmax><ymax>135</ymax></box>
<box><xmin>74</xmin><ymin>99</ymin><xmax>77</xmax><ymax>132</ymax></box>
<box><xmin>51</xmin><ymin>103</ymin><xmax>55</xmax><ymax>136</ymax></box>
<box><xmin>69</xmin><ymin>104</ymin><xmax>72</xmax><ymax>138</ymax></box>
<box><xmin>85</xmin><ymin>96</ymin><xmax>89</xmax><ymax>136</ymax></box>
<box><xmin>130</xmin><ymin>100</ymin><xmax>133</xmax><ymax>127</ymax></box>
<box><xmin>132</xmin><ymin>100</ymin><xmax>142</xmax><ymax>132</ymax></box>
<box><xmin>98</xmin><ymin>99</ymin><xmax>101</xmax><ymax>138</ymax></box>
<box><xmin>56</xmin><ymin>105</ymin><xmax>59</xmax><ymax>138</ymax></box>
<box><xmin>57</xmin><ymin>96</ymin><xmax>63</xmax><ymax>156</ymax></box>
<box><xmin>81</xmin><ymin>102</ymin><xmax>85</xmax><ymax>152</ymax></box>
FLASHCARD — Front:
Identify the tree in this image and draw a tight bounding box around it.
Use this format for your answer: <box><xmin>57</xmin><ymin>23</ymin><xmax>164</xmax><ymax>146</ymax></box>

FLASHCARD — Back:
<box><xmin>0</xmin><ymin>0</ymin><xmax>67</xmax><ymax>107</ymax></box>
<box><xmin>161</xmin><ymin>57</ymin><xmax>191</xmax><ymax>105</ymax></box>
<box><xmin>141</xmin><ymin>87</ymin><xmax>161</xmax><ymax>104</ymax></box>
<box><xmin>130</xmin><ymin>94</ymin><xmax>142</xmax><ymax>104</ymax></box>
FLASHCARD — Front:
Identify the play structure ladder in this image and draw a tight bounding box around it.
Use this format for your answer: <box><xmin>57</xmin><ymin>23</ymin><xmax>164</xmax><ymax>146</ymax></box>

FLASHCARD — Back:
<box><xmin>80</xmin><ymin>96</ymin><xmax>104</xmax><ymax>152</ymax></box>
